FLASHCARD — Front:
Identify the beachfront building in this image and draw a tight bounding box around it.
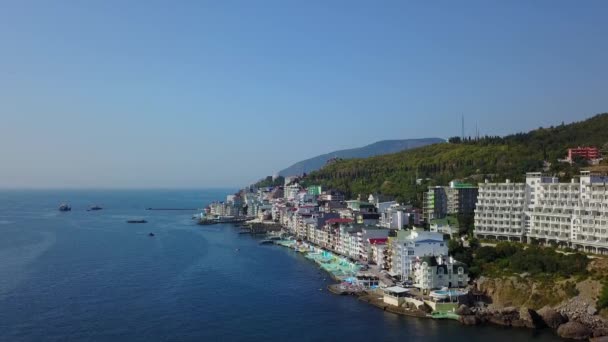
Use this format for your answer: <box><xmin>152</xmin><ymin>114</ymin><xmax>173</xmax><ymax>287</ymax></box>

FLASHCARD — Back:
<box><xmin>412</xmin><ymin>255</ymin><xmax>469</xmax><ymax>291</ymax></box>
<box><xmin>475</xmin><ymin>171</ymin><xmax>608</xmax><ymax>253</ymax></box>
<box><xmin>474</xmin><ymin>176</ymin><xmax>532</xmax><ymax>241</ymax></box>
<box><xmin>208</xmin><ymin>199</ymin><xmax>243</xmax><ymax>217</ymax></box>
<box><xmin>337</xmin><ymin>224</ymin><xmax>362</xmax><ymax>259</ymax></box>
<box><xmin>383</xmin><ymin>286</ymin><xmax>411</xmax><ymax>307</ymax></box>
<box><xmin>423</xmin><ymin>181</ymin><xmax>478</xmax><ymax>222</ymax></box>
<box><xmin>369</xmin><ymin>238</ymin><xmax>388</xmax><ymax>268</ymax></box>
<box><xmin>358</xmin><ymin>228</ymin><xmax>390</xmax><ymax>261</ymax></box>
<box><xmin>389</xmin><ymin>229</ymin><xmax>448</xmax><ymax>279</ymax></box>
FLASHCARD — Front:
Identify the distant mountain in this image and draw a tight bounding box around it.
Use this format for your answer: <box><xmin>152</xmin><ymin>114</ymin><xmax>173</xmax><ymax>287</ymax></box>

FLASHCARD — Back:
<box><xmin>278</xmin><ymin>138</ymin><xmax>445</xmax><ymax>177</ymax></box>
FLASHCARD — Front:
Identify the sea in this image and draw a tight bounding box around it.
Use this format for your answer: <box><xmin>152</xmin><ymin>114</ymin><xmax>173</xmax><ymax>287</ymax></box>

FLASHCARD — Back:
<box><xmin>0</xmin><ymin>189</ymin><xmax>560</xmax><ymax>341</ymax></box>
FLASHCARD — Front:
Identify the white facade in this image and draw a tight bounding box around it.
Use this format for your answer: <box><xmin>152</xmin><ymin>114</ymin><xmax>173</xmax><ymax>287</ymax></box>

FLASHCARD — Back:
<box><xmin>284</xmin><ymin>184</ymin><xmax>301</xmax><ymax>200</ymax></box>
<box><xmin>358</xmin><ymin>228</ymin><xmax>389</xmax><ymax>261</ymax></box>
<box><xmin>370</xmin><ymin>243</ymin><xmax>387</xmax><ymax>269</ymax></box>
<box><xmin>475</xmin><ymin>172</ymin><xmax>608</xmax><ymax>253</ymax></box>
<box><xmin>380</xmin><ymin>204</ymin><xmax>416</xmax><ymax>229</ymax></box>
<box><xmin>412</xmin><ymin>255</ymin><xmax>469</xmax><ymax>290</ymax></box>
<box><xmin>390</xmin><ymin>229</ymin><xmax>448</xmax><ymax>279</ymax></box>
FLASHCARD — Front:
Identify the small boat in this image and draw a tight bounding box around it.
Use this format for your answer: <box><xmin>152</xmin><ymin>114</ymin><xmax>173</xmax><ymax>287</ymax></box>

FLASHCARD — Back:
<box><xmin>88</xmin><ymin>205</ymin><xmax>103</xmax><ymax>211</ymax></box>
<box><xmin>259</xmin><ymin>240</ymin><xmax>274</xmax><ymax>245</ymax></box>
<box><xmin>127</xmin><ymin>219</ymin><xmax>147</xmax><ymax>224</ymax></box>
<box><xmin>59</xmin><ymin>203</ymin><xmax>71</xmax><ymax>212</ymax></box>
<box><xmin>148</xmin><ymin>233</ymin><xmax>155</xmax><ymax>237</ymax></box>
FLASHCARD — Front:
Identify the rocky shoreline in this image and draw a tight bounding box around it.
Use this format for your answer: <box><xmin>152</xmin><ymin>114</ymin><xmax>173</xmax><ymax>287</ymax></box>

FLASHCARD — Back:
<box><xmin>456</xmin><ymin>297</ymin><xmax>608</xmax><ymax>340</ymax></box>
<box><xmin>265</xmin><ymin>231</ymin><xmax>608</xmax><ymax>340</ymax></box>
<box><xmin>327</xmin><ymin>276</ymin><xmax>608</xmax><ymax>340</ymax></box>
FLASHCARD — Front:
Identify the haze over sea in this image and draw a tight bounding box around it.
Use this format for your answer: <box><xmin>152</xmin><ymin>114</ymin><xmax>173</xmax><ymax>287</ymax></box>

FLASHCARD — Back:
<box><xmin>0</xmin><ymin>189</ymin><xmax>558</xmax><ymax>341</ymax></box>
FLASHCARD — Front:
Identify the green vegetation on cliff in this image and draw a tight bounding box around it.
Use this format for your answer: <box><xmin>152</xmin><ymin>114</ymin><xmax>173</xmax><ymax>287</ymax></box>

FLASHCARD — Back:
<box><xmin>304</xmin><ymin>113</ymin><xmax>608</xmax><ymax>204</ymax></box>
<box><xmin>450</xmin><ymin>241</ymin><xmax>589</xmax><ymax>279</ymax></box>
<box><xmin>253</xmin><ymin>175</ymin><xmax>284</xmax><ymax>188</ymax></box>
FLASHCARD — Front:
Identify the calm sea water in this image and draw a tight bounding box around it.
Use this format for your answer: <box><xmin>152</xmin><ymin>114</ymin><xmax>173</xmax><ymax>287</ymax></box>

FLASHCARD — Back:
<box><xmin>0</xmin><ymin>190</ymin><xmax>560</xmax><ymax>341</ymax></box>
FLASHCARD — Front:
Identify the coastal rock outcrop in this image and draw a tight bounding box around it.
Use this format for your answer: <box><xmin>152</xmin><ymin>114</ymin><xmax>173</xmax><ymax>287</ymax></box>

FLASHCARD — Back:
<box><xmin>476</xmin><ymin>276</ymin><xmax>568</xmax><ymax>309</ymax></box>
<box><xmin>458</xmin><ymin>314</ymin><xmax>479</xmax><ymax>326</ymax></box>
<box><xmin>537</xmin><ymin>306</ymin><xmax>567</xmax><ymax>329</ymax></box>
<box><xmin>557</xmin><ymin>297</ymin><xmax>608</xmax><ymax>334</ymax></box>
<box><xmin>517</xmin><ymin>307</ymin><xmax>541</xmax><ymax>329</ymax></box>
<box><xmin>556</xmin><ymin>321</ymin><xmax>591</xmax><ymax>340</ymax></box>
<box><xmin>472</xmin><ymin>306</ymin><xmax>540</xmax><ymax>328</ymax></box>
<box><xmin>455</xmin><ymin>304</ymin><xmax>472</xmax><ymax>316</ymax></box>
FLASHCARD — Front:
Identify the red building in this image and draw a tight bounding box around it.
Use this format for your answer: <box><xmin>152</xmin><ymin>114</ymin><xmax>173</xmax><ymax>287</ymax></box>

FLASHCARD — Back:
<box><xmin>568</xmin><ymin>146</ymin><xmax>600</xmax><ymax>161</ymax></box>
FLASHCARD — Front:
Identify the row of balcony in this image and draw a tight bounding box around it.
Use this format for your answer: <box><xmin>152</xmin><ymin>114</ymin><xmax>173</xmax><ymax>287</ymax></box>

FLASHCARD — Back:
<box><xmin>474</xmin><ymin>228</ymin><xmax>523</xmax><ymax>234</ymax></box>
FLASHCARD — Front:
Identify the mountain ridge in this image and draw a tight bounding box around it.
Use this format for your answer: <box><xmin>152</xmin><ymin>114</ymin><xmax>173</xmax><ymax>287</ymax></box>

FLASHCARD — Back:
<box><xmin>304</xmin><ymin>113</ymin><xmax>608</xmax><ymax>204</ymax></box>
<box><xmin>279</xmin><ymin>138</ymin><xmax>444</xmax><ymax>176</ymax></box>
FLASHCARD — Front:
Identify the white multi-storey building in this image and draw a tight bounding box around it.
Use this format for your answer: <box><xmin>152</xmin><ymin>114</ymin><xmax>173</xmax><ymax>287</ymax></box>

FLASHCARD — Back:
<box><xmin>389</xmin><ymin>229</ymin><xmax>448</xmax><ymax>279</ymax></box>
<box><xmin>474</xmin><ymin>178</ymin><xmax>529</xmax><ymax>241</ymax></box>
<box><xmin>412</xmin><ymin>255</ymin><xmax>469</xmax><ymax>291</ymax></box>
<box><xmin>475</xmin><ymin>171</ymin><xmax>608</xmax><ymax>253</ymax></box>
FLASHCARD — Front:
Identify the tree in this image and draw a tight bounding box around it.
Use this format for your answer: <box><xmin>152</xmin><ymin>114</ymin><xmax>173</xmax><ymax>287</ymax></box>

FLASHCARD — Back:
<box><xmin>469</xmin><ymin>237</ymin><xmax>480</xmax><ymax>250</ymax></box>
<box><xmin>448</xmin><ymin>136</ymin><xmax>462</xmax><ymax>144</ymax></box>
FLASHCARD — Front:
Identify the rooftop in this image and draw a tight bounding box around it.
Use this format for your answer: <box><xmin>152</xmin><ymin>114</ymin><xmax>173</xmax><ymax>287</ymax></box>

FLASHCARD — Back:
<box><xmin>326</xmin><ymin>218</ymin><xmax>354</xmax><ymax>224</ymax></box>
<box><xmin>384</xmin><ymin>286</ymin><xmax>410</xmax><ymax>294</ymax></box>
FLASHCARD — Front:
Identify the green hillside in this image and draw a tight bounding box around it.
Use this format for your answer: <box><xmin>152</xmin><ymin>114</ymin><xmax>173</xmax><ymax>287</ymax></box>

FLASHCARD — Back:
<box><xmin>304</xmin><ymin>113</ymin><xmax>608</xmax><ymax>205</ymax></box>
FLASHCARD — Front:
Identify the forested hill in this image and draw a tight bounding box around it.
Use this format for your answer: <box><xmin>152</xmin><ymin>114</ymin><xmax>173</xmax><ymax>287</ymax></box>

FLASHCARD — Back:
<box><xmin>303</xmin><ymin>113</ymin><xmax>608</xmax><ymax>205</ymax></box>
<box><xmin>278</xmin><ymin>138</ymin><xmax>444</xmax><ymax>177</ymax></box>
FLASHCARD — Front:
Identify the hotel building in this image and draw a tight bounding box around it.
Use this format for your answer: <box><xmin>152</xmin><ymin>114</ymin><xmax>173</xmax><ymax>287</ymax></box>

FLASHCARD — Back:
<box><xmin>474</xmin><ymin>171</ymin><xmax>608</xmax><ymax>253</ymax></box>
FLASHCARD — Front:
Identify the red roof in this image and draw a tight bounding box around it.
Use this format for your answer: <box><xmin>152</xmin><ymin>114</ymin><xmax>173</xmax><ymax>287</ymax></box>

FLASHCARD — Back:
<box><xmin>326</xmin><ymin>218</ymin><xmax>353</xmax><ymax>224</ymax></box>
<box><xmin>369</xmin><ymin>238</ymin><xmax>388</xmax><ymax>245</ymax></box>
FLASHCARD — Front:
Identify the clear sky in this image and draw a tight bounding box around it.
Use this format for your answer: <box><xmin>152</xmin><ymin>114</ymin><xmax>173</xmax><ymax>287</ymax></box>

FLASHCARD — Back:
<box><xmin>1</xmin><ymin>1</ymin><xmax>607</xmax><ymax>188</ymax></box>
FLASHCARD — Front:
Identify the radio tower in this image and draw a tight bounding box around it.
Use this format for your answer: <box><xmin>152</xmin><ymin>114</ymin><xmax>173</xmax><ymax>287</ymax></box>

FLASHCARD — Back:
<box><xmin>461</xmin><ymin>115</ymin><xmax>465</xmax><ymax>141</ymax></box>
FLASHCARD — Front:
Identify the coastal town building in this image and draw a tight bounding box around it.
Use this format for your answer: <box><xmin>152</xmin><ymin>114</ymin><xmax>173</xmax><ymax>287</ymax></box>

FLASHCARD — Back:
<box><xmin>429</xmin><ymin>216</ymin><xmax>460</xmax><ymax>237</ymax></box>
<box><xmin>284</xmin><ymin>183</ymin><xmax>302</xmax><ymax>200</ymax></box>
<box><xmin>474</xmin><ymin>171</ymin><xmax>608</xmax><ymax>253</ymax></box>
<box><xmin>412</xmin><ymin>255</ymin><xmax>469</xmax><ymax>291</ymax></box>
<box><xmin>389</xmin><ymin>229</ymin><xmax>448</xmax><ymax>279</ymax></box>
<box><xmin>346</xmin><ymin>200</ymin><xmax>377</xmax><ymax>213</ymax></box>
<box><xmin>307</xmin><ymin>185</ymin><xmax>322</xmax><ymax>196</ymax></box>
<box><xmin>357</xmin><ymin>228</ymin><xmax>390</xmax><ymax>261</ymax></box>
<box><xmin>369</xmin><ymin>238</ymin><xmax>388</xmax><ymax>268</ymax></box>
<box><xmin>423</xmin><ymin>181</ymin><xmax>478</xmax><ymax>222</ymax></box>
<box><xmin>383</xmin><ymin>286</ymin><xmax>411</xmax><ymax>307</ymax></box>
<box><xmin>379</xmin><ymin>204</ymin><xmax>422</xmax><ymax>229</ymax></box>
<box><xmin>567</xmin><ymin>146</ymin><xmax>601</xmax><ymax>162</ymax></box>
<box><xmin>318</xmin><ymin>190</ymin><xmax>345</xmax><ymax>202</ymax></box>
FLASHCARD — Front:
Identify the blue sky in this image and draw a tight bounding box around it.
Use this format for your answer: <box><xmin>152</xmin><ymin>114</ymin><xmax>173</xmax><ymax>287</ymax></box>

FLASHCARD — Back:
<box><xmin>1</xmin><ymin>1</ymin><xmax>607</xmax><ymax>188</ymax></box>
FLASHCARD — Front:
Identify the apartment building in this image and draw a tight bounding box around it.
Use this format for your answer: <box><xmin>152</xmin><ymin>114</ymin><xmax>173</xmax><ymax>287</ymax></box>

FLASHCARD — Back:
<box><xmin>423</xmin><ymin>181</ymin><xmax>478</xmax><ymax>222</ymax></box>
<box><xmin>475</xmin><ymin>171</ymin><xmax>608</xmax><ymax>253</ymax></box>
